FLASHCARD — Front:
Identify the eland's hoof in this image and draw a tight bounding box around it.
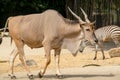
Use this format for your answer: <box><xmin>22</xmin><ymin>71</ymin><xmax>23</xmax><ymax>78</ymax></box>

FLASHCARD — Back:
<box><xmin>93</xmin><ymin>57</ymin><xmax>97</xmax><ymax>60</ymax></box>
<box><xmin>38</xmin><ymin>72</ymin><xmax>43</xmax><ymax>78</ymax></box>
<box><xmin>11</xmin><ymin>75</ymin><xmax>16</xmax><ymax>79</ymax></box>
<box><xmin>8</xmin><ymin>74</ymin><xmax>16</xmax><ymax>79</ymax></box>
<box><xmin>56</xmin><ymin>74</ymin><xmax>64</xmax><ymax>79</ymax></box>
<box><xmin>103</xmin><ymin>57</ymin><xmax>105</xmax><ymax>60</ymax></box>
<box><xmin>10</xmin><ymin>75</ymin><xmax>16</xmax><ymax>79</ymax></box>
<box><xmin>27</xmin><ymin>74</ymin><xmax>34</xmax><ymax>79</ymax></box>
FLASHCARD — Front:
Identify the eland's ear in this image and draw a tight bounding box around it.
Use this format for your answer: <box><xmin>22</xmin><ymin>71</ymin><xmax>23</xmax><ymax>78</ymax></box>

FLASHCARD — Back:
<box><xmin>89</xmin><ymin>21</ymin><xmax>96</xmax><ymax>26</ymax></box>
<box><xmin>79</xmin><ymin>22</ymin><xmax>86</xmax><ymax>30</ymax></box>
<box><xmin>80</xmin><ymin>22</ymin><xmax>86</xmax><ymax>25</ymax></box>
<box><xmin>90</xmin><ymin>21</ymin><xmax>96</xmax><ymax>30</ymax></box>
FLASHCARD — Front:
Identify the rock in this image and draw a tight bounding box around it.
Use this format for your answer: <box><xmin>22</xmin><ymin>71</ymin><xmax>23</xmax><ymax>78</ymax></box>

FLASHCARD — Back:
<box><xmin>15</xmin><ymin>59</ymin><xmax>37</xmax><ymax>67</ymax></box>
<box><xmin>26</xmin><ymin>59</ymin><xmax>37</xmax><ymax>66</ymax></box>
<box><xmin>108</xmin><ymin>48</ymin><xmax>120</xmax><ymax>58</ymax></box>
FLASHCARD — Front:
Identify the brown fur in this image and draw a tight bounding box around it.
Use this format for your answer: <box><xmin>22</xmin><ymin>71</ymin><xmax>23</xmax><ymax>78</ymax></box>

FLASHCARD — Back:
<box><xmin>4</xmin><ymin>9</ymin><xmax>97</xmax><ymax>78</ymax></box>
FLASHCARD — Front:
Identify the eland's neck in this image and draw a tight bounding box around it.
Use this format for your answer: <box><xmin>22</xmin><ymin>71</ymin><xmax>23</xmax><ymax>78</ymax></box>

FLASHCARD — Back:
<box><xmin>62</xmin><ymin>19</ymin><xmax>81</xmax><ymax>38</ymax></box>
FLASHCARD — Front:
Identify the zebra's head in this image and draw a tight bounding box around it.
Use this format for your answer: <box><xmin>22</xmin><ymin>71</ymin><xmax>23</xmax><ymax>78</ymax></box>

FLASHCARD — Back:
<box><xmin>79</xmin><ymin>39</ymin><xmax>89</xmax><ymax>52</ymax></box>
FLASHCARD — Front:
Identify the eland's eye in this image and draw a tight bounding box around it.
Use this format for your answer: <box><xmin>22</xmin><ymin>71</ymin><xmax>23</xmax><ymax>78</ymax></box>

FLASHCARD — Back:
<box><xmin>86</xmin><ymin>29</ymin><xmax>90</xmax><ymax>31</ymax></box>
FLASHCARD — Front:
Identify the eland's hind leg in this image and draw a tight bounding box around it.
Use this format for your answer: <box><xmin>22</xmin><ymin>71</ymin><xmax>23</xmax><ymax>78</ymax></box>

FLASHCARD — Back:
<box><xmin>8</xmin><ymin>48</ymin><xmax>18</xmax><ymax>79</ymax></box>
<box><xmin>14</xmin><ymin>39</ymin><xmax>33</xmax><ymax>79</ymax></box>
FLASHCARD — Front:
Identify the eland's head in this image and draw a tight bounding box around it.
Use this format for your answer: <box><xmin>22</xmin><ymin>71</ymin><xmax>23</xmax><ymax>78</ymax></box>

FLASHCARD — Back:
<box><xmin>68</xmin><ymin>7</ymin><xmax>98</xmax><ymax>45</ymax></box>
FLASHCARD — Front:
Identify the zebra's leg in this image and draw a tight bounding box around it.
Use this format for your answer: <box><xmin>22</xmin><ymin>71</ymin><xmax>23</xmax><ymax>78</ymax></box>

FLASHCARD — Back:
<box><xmin>98</xmin><ymin>42</ymin><xmax>105</xmax><ymax>60</ymax></box>
<box><xmin>93</xmin><ymin>44</ymin><xmax>98</xmax><ymax>60</ymax></box>
<box><xmin>101</xmin><ymin>48</ymin><xmax>105</xmax><ymax>60</ymax></box>
<box><xmin>99</xmin><ymin>44</ymin><xmax>105</xmax><ymax>60</ymax></box>
<box><xmin>112</xmin><ymin>38</ymin><xmax>120</xmax><ymax>47</ymax></box>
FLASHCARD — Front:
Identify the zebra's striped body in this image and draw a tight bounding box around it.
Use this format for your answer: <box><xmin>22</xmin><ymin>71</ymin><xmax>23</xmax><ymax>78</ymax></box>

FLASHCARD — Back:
<box><xmin>79</xmin><ymin>25</ymin><xmax>120</xmax><ymax>60</ymax></box>
<box><xmin>95</xmin><ymin>25</ymin><xmax>120</xmax><ymax>46</ymax></box>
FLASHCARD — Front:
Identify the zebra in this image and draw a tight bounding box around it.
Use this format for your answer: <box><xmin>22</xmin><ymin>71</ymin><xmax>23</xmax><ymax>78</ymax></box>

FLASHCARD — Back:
<box><xmin>79</xmin><ymin>39</ymin><xmax>105</xmax><ymax>60</ymax></box>
<box><xmin>79</xmin><ymin>25</ymin><xmax>120</xmax><ymax>60</ymax></box>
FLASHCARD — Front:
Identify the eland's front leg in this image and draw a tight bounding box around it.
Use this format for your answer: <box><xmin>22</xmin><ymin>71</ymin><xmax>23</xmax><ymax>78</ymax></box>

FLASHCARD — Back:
<box><xmin>39</xmin><ymin>40</ymin><xmax>51</xmax><ymax>78</ymax></box>
<box><xmin>54</xmin><ymin>48</ymin><xmax>63</xmax><ymax>78</ymax></box>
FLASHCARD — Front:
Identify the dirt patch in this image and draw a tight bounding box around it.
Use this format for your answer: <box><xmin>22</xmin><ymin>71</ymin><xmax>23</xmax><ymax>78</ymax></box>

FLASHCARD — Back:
<box><xmin>1</xmin><ymin>51</ymin><xmax>120</xmax><ymax>75</ymax></box>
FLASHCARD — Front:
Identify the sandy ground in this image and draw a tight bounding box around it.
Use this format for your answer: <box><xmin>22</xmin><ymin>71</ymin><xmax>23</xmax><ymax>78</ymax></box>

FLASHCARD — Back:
<box><xmin>0</xmin><ymin>37</ymin><xmax>120</xmax><ymax>80</ymax></box>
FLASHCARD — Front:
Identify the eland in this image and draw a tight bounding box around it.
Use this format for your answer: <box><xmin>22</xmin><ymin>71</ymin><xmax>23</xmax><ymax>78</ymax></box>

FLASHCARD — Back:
<box><xmin>2</xmin><ymin>7</ymin><xmax>97</xmax><ymax>79</ymax></box>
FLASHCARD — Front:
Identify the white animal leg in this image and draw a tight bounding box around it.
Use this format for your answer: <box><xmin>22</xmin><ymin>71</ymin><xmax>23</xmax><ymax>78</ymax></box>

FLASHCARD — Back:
<box><xmin>94</xmin><ymin>44</ymin><xmax>98</xmax><ymax>60</ymax></box>
<box><xmin>8</xmin><ymin>48</ymin><xmax>18</xmax><ymax>79</ymax></box>
<box><xmin>54</xmin><ymin>48</ymin><xmax>63</xmax><ymax>78</ymax></box>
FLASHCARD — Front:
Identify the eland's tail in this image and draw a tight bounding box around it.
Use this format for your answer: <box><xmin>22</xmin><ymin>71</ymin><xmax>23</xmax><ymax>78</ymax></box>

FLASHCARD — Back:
<box><xmin>0</xmin><ymin>17</ymin><xmax>12</xmax><ymax>44</ymax></box>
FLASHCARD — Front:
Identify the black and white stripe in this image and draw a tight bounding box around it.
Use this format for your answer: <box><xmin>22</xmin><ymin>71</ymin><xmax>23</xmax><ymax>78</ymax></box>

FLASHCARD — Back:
<box><xmin>95</xmin><ymin>25</ymin><xmax>120</xmax><ymax>47</ymax></box>
<box><xmin>79</xmin><ymin>25</ymin><xmax>120</xmax><ymax>60</ymax></box>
